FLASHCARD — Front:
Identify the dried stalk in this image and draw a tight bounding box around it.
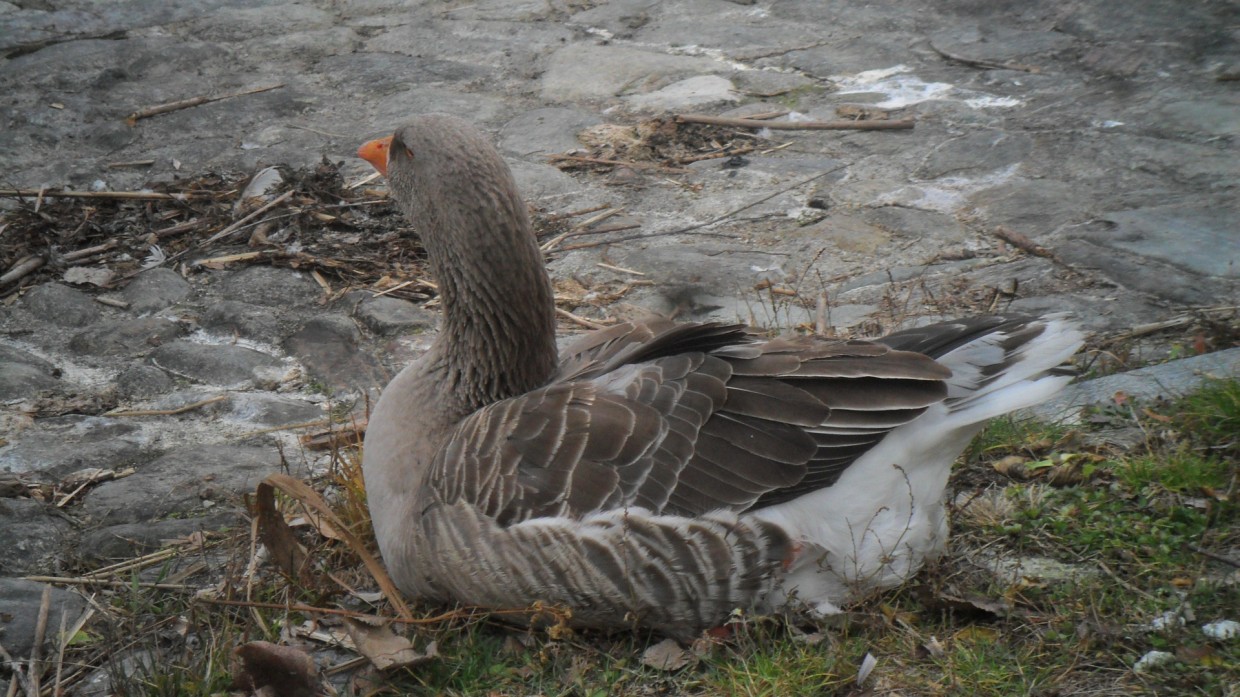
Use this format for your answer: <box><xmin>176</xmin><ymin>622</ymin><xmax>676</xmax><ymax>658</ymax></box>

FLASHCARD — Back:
<box><xmin>125</xmin><ymin>84</ymin><xmax>284</xmax><ymax>125</ymax></box>
<box><xmin>675</xmin><ymin>113</ymin><xmax>916</xmax><ymax>130</ymax></box>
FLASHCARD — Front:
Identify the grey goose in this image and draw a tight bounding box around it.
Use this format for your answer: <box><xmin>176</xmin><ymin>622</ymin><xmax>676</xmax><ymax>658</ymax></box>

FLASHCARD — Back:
<box><xmin>357</xmin><ymin>115</ymin><xmax>1083</xmax><ymax>638</ymax></box>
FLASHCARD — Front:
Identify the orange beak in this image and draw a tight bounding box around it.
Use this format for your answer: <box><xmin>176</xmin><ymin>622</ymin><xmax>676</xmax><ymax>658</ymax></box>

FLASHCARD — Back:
<box><xmin>357</xmin><ymin>136</ymin><xmax>393</xmax><ymax>177</ymax></box>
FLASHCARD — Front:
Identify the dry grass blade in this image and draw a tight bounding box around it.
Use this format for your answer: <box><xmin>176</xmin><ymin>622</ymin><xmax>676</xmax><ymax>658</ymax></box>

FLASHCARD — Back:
<box><xmin>254</xmin><ymin>474</ymin><xmax>413</xmax><ymax>620</ymax></box>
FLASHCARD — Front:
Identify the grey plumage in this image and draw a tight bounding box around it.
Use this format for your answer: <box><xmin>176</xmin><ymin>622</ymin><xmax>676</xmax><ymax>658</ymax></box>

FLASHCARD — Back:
<box><xmin>360</xmin><ymin>115</ymin><xmax>1084</xmax><ymax>637</ymax></box>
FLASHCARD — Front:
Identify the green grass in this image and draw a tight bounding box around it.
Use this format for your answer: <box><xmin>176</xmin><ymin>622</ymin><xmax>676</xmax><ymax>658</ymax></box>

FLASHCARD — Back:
<box><xmin>37</xmin><ymin>378</ymin><xmax>1240</xmax><ymax>696</ymax></box>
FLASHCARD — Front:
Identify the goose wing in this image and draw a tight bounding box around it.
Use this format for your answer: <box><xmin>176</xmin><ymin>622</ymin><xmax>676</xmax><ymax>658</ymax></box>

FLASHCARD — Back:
<box><xmin>428</xmin><ymin>321</ymin><xmax>951</xmax><ymax>524</ymax></box>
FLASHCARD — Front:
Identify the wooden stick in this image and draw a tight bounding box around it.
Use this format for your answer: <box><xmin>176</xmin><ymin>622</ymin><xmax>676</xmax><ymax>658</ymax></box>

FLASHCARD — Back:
<box><xmin>23</xmin><ymin>575</ymin><xmax>195</xmax><ymax>591</ymax></box>
<box><xmin>199</xmin><ymin>190</ymin><xmax>294</xmax><ymax>246</ymax></box>
<box><xmin>106</xmin><ymin>159</ymin><xmax>156</xmax><ymax>169</ymax></box>
<box><xmin>677</xmin><ymin>145</ymin><xmax>756</xmax><ymax>164</ymax></box>
<box><xmin>675</xmin><ymin>113</ymin><xmax>916</xmax><ymax>130</ymax></box>
<box><xmin>154</xmin><ymin>218</ymin><xmax>204</xmax><ymax>238</ymax></box>
<box><xmin>555</xmin><ymin>307</ymin><xmax>611</xmax><ymax>329</ymax></box>
<box><xmin>62</xmin><ymin>239</ymin><xmax>118</xmax><ymax>262</ymax></box>
<box><xmin>95</xmin><ymin>296</ymin><xmax>130</xmax><ymax>309</ymax></box>
<box><xmin>0</xmin><ymin>255</ymin><xmax>45</xmax><ymax>287</ymax></box>
<box><xmin>596</xmin><ymin>262</ymin><xmax>645</xmax><ymax>276</ymax></box>
<box><xmin>0</xmin><ymin>189</ymin><xmax>197</xmax><ymax>200</ymax></box>
<box><xmin>105</xmin><ymin>394</ymin><xmax>227</xmax><ymax>417</ymax></box>
<box><xmin>30</xmin><ymin>586</ymin><xmax>50</xmax><ymax>696</ymax></box>
<box><xmin>546</xmin><ymin>154</ymin><xmax>690</xmax><ymax>173</ymax></box>
<box><xmin>544</xmin><ymin>204</ymin><xmax>611</xmax><ymax>221</ymax></box>
<box><xmin>125</xmin><ymin>84</ymin><xmax>284</xmax><ymax>126</ymax></box>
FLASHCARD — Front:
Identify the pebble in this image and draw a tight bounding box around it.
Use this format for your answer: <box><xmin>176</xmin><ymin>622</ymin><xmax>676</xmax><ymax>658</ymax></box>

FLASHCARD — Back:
<box><xmin>0</xmin><ymin>344</ymin><xmax>62</xmax><ymax>399</ymax></box>
<box><xmin>0</xmin><ymin>579</ymin><xmax>88</xmax><ymax>660</ymax></box>
<box><xmin>121</xmin><ymin>268</ymin><xmax>191</xmax><ymax>315</ymax></box>
<box><xmin>19</xmin><ymin>283</ymin><xmax>100</xmax><ymax>328</ymax></box>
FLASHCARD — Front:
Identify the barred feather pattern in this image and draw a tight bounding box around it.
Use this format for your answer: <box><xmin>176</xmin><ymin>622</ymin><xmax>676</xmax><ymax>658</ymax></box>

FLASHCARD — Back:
<box><xmin>360</xmin><ymin>115</ymin><xmax>1085</xmax><ymax>638</ymax></box>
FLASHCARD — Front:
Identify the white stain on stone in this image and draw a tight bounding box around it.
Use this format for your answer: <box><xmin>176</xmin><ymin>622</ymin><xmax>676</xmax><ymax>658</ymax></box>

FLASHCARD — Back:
<box><xmin>832</xmin><ymin>65</ymin><xmax>1023</xmax><ymax>109</ymax></box>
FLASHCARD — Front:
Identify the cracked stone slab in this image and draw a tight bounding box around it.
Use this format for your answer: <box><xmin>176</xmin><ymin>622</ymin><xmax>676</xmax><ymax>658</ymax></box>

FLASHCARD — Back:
<box><xmin>68</xmin><ymin>318</ymin><xmax>187</xmax><ymax>358</ymax></box>
<box><xmin>0</xmin><ymin>415</ymin><xmax>147</xmax><ymax>476</ymax></box>
<box><xmin>147</xmin><ymin>340</ymin><xmax>283</xmax><ymax>388</ymax></box>
<box><xmin>0</xmin><ymin>579</ymin><xmax>87</xmax><ymax>660</ymax></box>
<box><xmin>0</xmin><ymin>344</ymin><xmax>62</xmax><ymax>399</ymax></box>
<box><xmin>82</xmin><ymin>444</ymin><xmax>282</xmax><ymax>525</ymax></box>
<box><xmin>284</xmin><ymin>315</ymin><xmax>386</xmax><ymax>391</ymax></box>
<box><xmin>0</xmin><ymin>497</ymin><xmax>72</xmax><ymax>576</ymax></box>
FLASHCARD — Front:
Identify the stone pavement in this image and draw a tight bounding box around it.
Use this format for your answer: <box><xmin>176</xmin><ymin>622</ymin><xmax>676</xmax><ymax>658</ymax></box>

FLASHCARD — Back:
<box><xmin>1</xmin><ymin>0</ymin><xmax>1237</xmax><ymax>666</ymax></box>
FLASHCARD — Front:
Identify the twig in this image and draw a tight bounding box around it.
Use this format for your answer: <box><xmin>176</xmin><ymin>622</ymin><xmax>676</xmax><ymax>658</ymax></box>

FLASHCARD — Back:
<box><xmin>194</xmin><ymin>250</ymin><xmax>274</xmax><ymax>267</ymax></box>
<box><xmin>0</xmin><ymin>189</ymin><xmax>197</xmax><ymax>201</ymax></box>
<box><xmin>1189</xmin><ymin>544</ymin><xmax>1240</xmax><ymax>568</ymax></box>
<box><xmin>676</xmin><ymin>145</ymin><xmax>756</xmax><ymax>165</ymax></box>
<box><xmin>30</xmin><ymin>587</ymin><xmax>50</xmax><ymax>697</ymax></box>
<box><xmin>94</xmin><ymin>296</ymin><xmax>129</xmax><ymax>309</ymax></box>
<box><xmin>596</xmin><ymin>262</ymin><xmax>645</xmax><ymax>276</ymax></box>
<box><xmin>1099</xmin><ymin>306</ymin><xmax>1238</xmax><ymax>345</ymax></box>
<box><xmin>544</xmin><ymin>204</ymin><xmax>611</xmax><ymax>221</ymax></box>
<box><xmin>739</xmin><ymin>110</ymin><xmax>791</xmax><ymax>120</ymax></box>
<box><xmin>125</xmin><ymin>83</ymin><xmax>284</xmax><ymax>126</ymax></box>
<box><xmin>992</xmin><ymin>226</ymin><xmax>1068</xmax><ymax>265</ymax></box>
<box><xmin>555</xmin><ymin>307</ymin><xmax>611</xmax><ymax>329</ymax></box>
<box><xmin>106</xmin><ymin>159</ymin><xmax>156</xmax><ymax>169</ymax></box>
<box><xmin>675</xmin><ymin>165</ymin><xmax>849</xmax><ymax>235</ymax></box>
<box><xmin>22</xmin><ymin>575</ymin><xmax>195</xmax><ymax>591</ymax></box>
<box><xmin>1096</xmin><ymin>559</ymin><xmax>1158</xmax><ymax>601</ymax></box>
<box><xmin>52</xmin><ymin>609</ymin><xmax>67</xmax><ymax>697</ymax></box>
<box><xmin>0</xmin><ymin>255</ymin><xmax>45</xmax><ymax>287</ymax></box>
<box><xmin>62</xmin><ymin>239</ymin><xmax>118</xmax><ymax>262</ymax></box>
<box><xmin>199</xmin><ymin>190</ymin><xmax>294</xmax><ymax>246</ymax></box>
<box><xmin>546</xmin><ymin>154</ymin><xmax>690</xmax><ymax>173</ymax></box>
<box><xmin>104</xmin><ymin>394</ymin><xmax>227</xmax><ymax>417</ymax></box>
<box><xmin>675</xmin><ymin>113</ymin><xmax>916</xmax><ymax>130</ymax></box>
<box><xmin>928</xmin><ymin>39</ymin><xmax>1040</xmax><ymax>73</ymax></box>
<box><xmin>153</xmin><ymin>218</ymin><xmax>204</xmax><ymax>238</ymax></box>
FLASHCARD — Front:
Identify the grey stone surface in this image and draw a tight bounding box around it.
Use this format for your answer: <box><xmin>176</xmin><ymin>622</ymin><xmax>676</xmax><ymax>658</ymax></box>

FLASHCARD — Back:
<box><xmin>227</xmin><ymin>393</ymin><xmax>323</xmax><ymax>427</ymax></box>
<box><xmin>0</xmin><ymin>415</ymin><xmax>147</xmax><ymax>476</ymax></box>
<box><xmin>354</xmin><ymin>296</ymin><xmax>436</xmax><ymax>336</ymax></box>
<box><xmin>0</xmin><ymin>497</ymin><xmax>71</xmax><ymax>575</ymax></box>
<box><xmin>1028</xmin><ymin>348</ymin><xmax>1240</xmax><ymax>423</ymax></box>
<box><xmin>499</xmin><ymin>107</ymin><xmax>601</xmax><ymax>157</ymax></box>
<box><xmin>68</xmin><ymin>318</ymin><xmax>187</xmax><ymax>357</ymax></box>
<box><xmin>82</xmin><ymin>444</ymin><xmax>281</xmax><ymax>525</ymax></box>
<box><xmin>147</xmin><ymin>340</ymin><xmax>282</xmax><ymax>387</ymax></box>
<box><xmin>1087</xmin><ymin>205</ymin><xmax>1239</xmax><ymax>280</ymax></box>
<box><xmin>215</xmin><ymin>266</ymin><xmax>322</xmax><ymax>308</ymax></box>
<box><xmin>115</xmin><ymin>364</ymin><xmax>174</xmax><ymax>398</ymax></box>
<box><xmin>0</xmin><ymin>579</ymin><xmax>87</xmax><ymax>660</ymax></box>
<box><xmin>79</xmin><ymin>512</ymin><xmax>241</xmax><ymax>563</ymax></box>
<box><xmin>199</xmin><ymin>299</ymin><xmax>282</xmax><ymax>340</ymax></box>
<box><xmin>121</xmin><ymin>268</ymin><xmax>192</xmax><ymax>315</ymax></box>
<box><xmin>284</xmin><ymin>315</ymin><xmax>385</xmax><ymax>391</ymax></box>
<box><xmin>19</xmin><ymin>283</ymin><xmax>100</xmax><ymax>328</ymax></box>
<box><xmin>0</xmin><ymin>344</ymin><xmax>61</xmax><ymax>399</ymax></box>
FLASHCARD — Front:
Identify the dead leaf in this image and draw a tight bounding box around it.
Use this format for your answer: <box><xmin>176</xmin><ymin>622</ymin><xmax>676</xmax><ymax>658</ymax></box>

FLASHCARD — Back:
<box><xmin>62</xmin><ymin>266</ymin><xmax>114</xmax><ymax>287</ymax></box>
<box><xmin>253</xmin><ymin>479</ymin><xmax>308</xmax><ymax>579</ymax></box>
<box><xmin>344</xmin><ymin>617</ymin><xmax>438</xmax><ymax>671</ymax></box>
<box><xmin>992</xmin><ymin>455</ymin><xmax>1028</xmax><ymax>479</ymax></box>
<box><xmin>641</xmin><ymin>638</ymin><xmax>691</xmax><ymax>671</ymax></box>
<box><xmin>232</xmin><ymin>641</ymin><xmax>320</xmax><ymax>697</ymax></box>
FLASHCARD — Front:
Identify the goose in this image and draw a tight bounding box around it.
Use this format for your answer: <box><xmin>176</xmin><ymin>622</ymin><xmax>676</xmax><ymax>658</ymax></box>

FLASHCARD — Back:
<box><xmin>357</xmin><ymin>115</ymin><xmax>1083</xmax><ymax>638</ymax></box>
